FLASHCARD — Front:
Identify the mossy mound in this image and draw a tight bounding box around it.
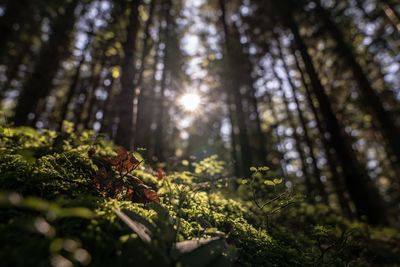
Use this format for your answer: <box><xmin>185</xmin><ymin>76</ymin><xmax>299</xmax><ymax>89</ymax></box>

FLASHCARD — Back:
<box><xmin>0</xmin><ymin>126</ymin><xmax>399</xmax><ymax>266</ymax></box>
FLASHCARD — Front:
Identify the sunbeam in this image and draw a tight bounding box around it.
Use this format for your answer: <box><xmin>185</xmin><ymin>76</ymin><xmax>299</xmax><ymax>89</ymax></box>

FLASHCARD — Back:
<box><xmin>179</xmin><ymin>93</ymin><xmax>201</xmax><ymax>112</ymax></box>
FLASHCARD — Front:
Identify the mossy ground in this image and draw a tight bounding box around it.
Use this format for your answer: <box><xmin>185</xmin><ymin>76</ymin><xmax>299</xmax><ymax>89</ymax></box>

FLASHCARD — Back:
<box><xmin>0</xmin><ymin>126</ymin><xmax>399</xmax><ymax>266</ymax></box>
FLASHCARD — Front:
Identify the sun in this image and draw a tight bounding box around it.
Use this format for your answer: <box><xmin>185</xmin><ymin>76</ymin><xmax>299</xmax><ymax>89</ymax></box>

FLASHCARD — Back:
<box><xmin>179</xmin><ymin>93</ymin><xmax>201</xmax><ymax>112</ymax></box>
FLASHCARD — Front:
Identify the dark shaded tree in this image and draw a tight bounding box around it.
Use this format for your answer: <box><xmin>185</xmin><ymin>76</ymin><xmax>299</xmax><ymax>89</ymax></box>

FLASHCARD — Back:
<box><xmin>276</xmin><ymin>1</ymin><xmax>388</xmax><ymax>224</ymax></box>
<box><xmin>114</xmin><ymin>0</ymin><xmax>142</xmax><ymax>148</ymax></box>
<box><xmin>13</xmin><ymin>0</ymin><xmax>79</xmax><ymax>126</ymax></box>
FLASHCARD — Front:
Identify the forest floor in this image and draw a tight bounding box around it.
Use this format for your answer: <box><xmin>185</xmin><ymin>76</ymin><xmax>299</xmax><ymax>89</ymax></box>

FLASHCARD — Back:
<box><xmin>1</xmin><ymin>126</ymin><xmax>400</xmax><ymax>267</ymax></box>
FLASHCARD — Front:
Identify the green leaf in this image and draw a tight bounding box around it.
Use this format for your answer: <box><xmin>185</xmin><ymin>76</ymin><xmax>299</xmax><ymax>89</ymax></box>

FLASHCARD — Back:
<box><xmin>58</xmin><ymin>207</ymin><xmax>95</xmax><ymax>219</ymax></box>
<box><xmin>22</xmin><ymin>197</ymin><xmax>50</xmax><ymax>211</ymax></box>
<box><xmin>264</xmin><ymin>180</ymin><xmax>275</xmax><ymax>186</ymax></box>
<box><xmin>133</xmin><ymin>152</ymin><xmax>144</xmax><ymax>163</ymax></box>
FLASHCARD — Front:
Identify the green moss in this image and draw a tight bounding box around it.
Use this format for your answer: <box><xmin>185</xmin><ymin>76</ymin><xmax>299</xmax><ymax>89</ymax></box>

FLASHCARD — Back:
<box><xmin>0</xmin><ymin>126</ymin><xmax>399</xmax><ymax>266</ymax></box>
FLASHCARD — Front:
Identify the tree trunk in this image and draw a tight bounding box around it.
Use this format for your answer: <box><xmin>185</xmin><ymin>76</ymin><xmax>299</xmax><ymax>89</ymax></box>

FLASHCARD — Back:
<box><xmin>100</xmin><ymin>78</ymin><xmax>117</xmax><ymax>138</ymax></box>
<box><xmin>83</xmin><ymin>53</ymin><xmax>108</xmax><ymax>129</ymax></box>
<box><xmin>13</xmin><ymin>0</ymin><xmax>78</xmax><ymax>126</ymax></box>
<box><xmin>291</xmin><ymin>45</ymin><xmax>353</xmax><ymax>217</ymax></box>
<box><xmin>154</xmin><ymin>0</ymin><xmax>172</xmax><ymax>162</ymax></box>
<box><xmin>135</xmin><ymin>39</ymin><xmax>161</xmax><ymax>158</ymax></box>
<box><xmin>219</xmin><ymin>0</ymin><xmax>252</xmax><ymax>177</ymax></box>
<box><xmin>282</xmin><ymin>4</ymin><xmax>388</xmax><ymax>224</ymax></box>
<box><xmin>227</xmin><ymin>93</ymin><xmax>241</xmax><ymax>177</ymax></box>
<box><xmin>271</xmin><ymin>56</ymin><xmax>314</xmax><ymax>203</ymax></box>
<box><xmin>263</xmin><ymin>90</ymin><xmax>289</xmax><ymax>179</ymax></box>
<box><xmin>242</xmin><ymin>53</ymin><xmax>268</xmax><ymax>166</ymax></box>
<box><xmin>98</xmin><ymin>72</ymin><xmax>115</xmax><ymax>133</ymax></box>
<box><xmin>247</xmin><ymin>81</ymin><xmax>268</xmax><ymax>165</ymax></box>
<box><xmin>58</xmin><ymin>33</ymin><xmax>93</xmax><ymax>130</ymax></box>
<box><xmin>280</xmin><ymin>6</ymin><xmax>388</xmax><ymax>224</ymax></box>
<box><xmin>114</xmin><ymin>0</ymin><xmax>142</xmax><ymax>149</ymax></box>
<box><xmin>275</xmin><ymin>34</ymin><xmax>328</xmax><ymax>204</ymax></box>
<box><xmin>0</xmin><ymin>45</ymin><xmax>28</xmax><ymax>104</ymax></box>
<box><xmin>314</xmin><ymin>1</ymin><xmax>400</xmax><ymax>183</ymax></box>
<box><xmin>133</xmin><ymin>0</ymin><xmax>157</xmax><ymax>148</ymax></box>
<box><xmin>0</xmin><ymin>0</ymin><xmax>31</xmax><ymax>59</ymax></box>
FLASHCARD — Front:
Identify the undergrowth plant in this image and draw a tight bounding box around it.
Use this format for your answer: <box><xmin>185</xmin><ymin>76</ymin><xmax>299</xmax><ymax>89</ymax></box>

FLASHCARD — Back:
<box><xmin>0</xmin><ymin>126</ymin><xmax>399</xmax><ymax>267</ymax></box>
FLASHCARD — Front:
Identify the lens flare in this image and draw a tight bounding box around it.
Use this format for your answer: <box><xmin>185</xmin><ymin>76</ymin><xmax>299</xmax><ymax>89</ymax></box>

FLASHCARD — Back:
<box><xmin>179</xmin><ymin>93</ymin><xmax>201</xmax><ymax>112</ymax></box>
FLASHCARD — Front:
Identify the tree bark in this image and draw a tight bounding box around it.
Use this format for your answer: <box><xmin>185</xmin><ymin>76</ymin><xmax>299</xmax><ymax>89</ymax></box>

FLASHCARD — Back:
<box><xmin>314</xmin><ymin>1</ymin><xmax>400</xmax><ymax>183</ymax></box>
<box><xmin>275</xmin><ymin>34</ymin><xmax>328</xmax><ymax>204</ymax></box>
<box><xmin>0</xmin><ymin>0</ymin><xmax>31</xmax><ymax>60</ymax></box>
<box><xmin>98</xmin><ymin>72</ymin><xmax>115</xmax><ymax>133</ymax></box>
<box><xmin>262</xmin><ymin>89</ymin><xmax>289</xmax><ymax>179</ymax></box>
<box><xmin>133</xmin><ymin>0</ymin><xmax>157</xmax><ymax>148</ymax></box>
<box><xmin>13</xmin><ymin>0</ymin><xmax>78</xmax><ymax>126</ymax></box>
<box><xmin>246</xmin><ymin>81</ymin><xmax>268</xmax><ymax>166</ymax></box>
<box><xmin>114</xmin><ymin>0</ymin><xmax>142</xmax><ymax>149</ymax></box>
<box><xmin>83</xmin><ymin>52</ymin><xmax>108</xmax><ymax>129</ymax></box>
<box><xmin>0</xmin><ymin>45</ymin><xmax>28</xmax><ymax>104</ymax></box>
<box><xmin>291</xmin><ymin>44</ymin><xmax>353</xmax><ymax>217</ymax></box>
<box><xmin>280</xmin><ymin>3</ymin><xmax>388</xmax><ymax>224</ymax></box>
<box><xmin>271</xmin><ymin>56</ymin><xmax>314</xmax><ymax>203</ymax></box>
<box><xmin>135</xmin><ymin>39</ymin><xmax>161</xmax><ymax>158</ymax></box>
<box><xmin>58</xmin><ymin>32</ymin><xmax>93</xmax><ymax>130</ymax></box>
<box><xmin>219</xmin><ymin>0</ymin><xmax>252</xmax><ymax>177</ymax></box>
<box><xmin>154</xmin><ymin>0</ymin><xmax>172</xmax><ymax>162</ymax></box>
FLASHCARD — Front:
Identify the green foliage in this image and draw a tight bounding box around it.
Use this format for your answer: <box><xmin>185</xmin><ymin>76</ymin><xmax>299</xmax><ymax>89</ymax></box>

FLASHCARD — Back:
<box><xmin>0</xmin><ymin>126</ymin><xmax>399</xmax><ymax>266</ymax></box>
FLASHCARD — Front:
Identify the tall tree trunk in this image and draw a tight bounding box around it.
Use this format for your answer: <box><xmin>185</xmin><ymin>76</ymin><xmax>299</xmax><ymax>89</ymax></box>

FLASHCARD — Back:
<box><xmin>114</xmin><ymin>0</ymin><xmax>142</xmax><ymax>149</ymax></box>
<box><xmin>219</xmin><ymin>0</ymin><xmax>252</xmax><ymax>177</ymax></box>
<box><xmin>13</xmin><ymin>0</ymin><xmax>78</xmax><ymax>126</ymax></box>
<box><xmin>271</xmin><ymin>57</ymin><xmax>314</xmax><ymax>203</ymax></box>
<box><xmin>0</xmin><ymin>45</ymin><xmax>28</xmax><ymax>104</ymax></box>
<box><xmin>292</xmin><ymin>45</ymin><xmax>353</xmax><ymax>217</ymax></box>
<box><xmin>314</xmin><ymin>1</ymin><xmax>400</xmax><ymax>182</ymax></box>
<box><xmin>233</xmin><ymin>22</ymin><xmax>268</xmax><ymax>167</ymax></box>
<box><xmin>0</xmin><ymin>0</ymin><xmax>31</xmax><ymax>60</ymax></box>
<box><xmin>241</xmin><ymin>53</ymin><xmax>268</xmax><ymax>166</ymax></box>
<box><xmin>83</xmin><ymin>53</ymin><xmax>107</xmax><ymax>129</ymax></box>
<box><xmin>227</xmin><ymin>87</ymin><xmax>241</xmax><ymax>177</ymax></box>
<box><xmin>135</xmin><ymin>39</ymin><xmax>161</xmax><ymax>158</ymax></box>
<box><xmin>74</xmin><ymin>49</ymin><xmax>101</xmax><ymax>129</ymax></box>
<box><xmin>133</xmin><ymin>0</ymin><xmax>157</xmax><ymax>147</ymax></box>
<box><xmin>275</xmin><ymin>34</ymin><xmax>328</xmax><ymax>204</ymax></box>
<box><xmin>98</xmin><ymin>72</ymin><xmax>115</xmax><ymax>133</ymax></box>
<box><xmin>154</xmin><ymin>0</ymin><xmax>172</xmax><ymax>162</ymax></box>
<box><xmin>100</xmin><ymin>78</ymin><xmax>117</xmax><ymax>138</ymax></box>
<box><xmin>247</xmin><ymin>81</ymin><xmax>268</xmax><ymax>165</ymax></box>
<box><xmin>264</xmin><ymin>91</ymin><xmax>289</xmax><ymax>179</ymax></box>
<box><xmin>280</xmin><ymin>4</ymin><xmax>388</xmax><ymax>224</ymax></box>
<box><xmin>58</xmin><ymin>34</ymin><xmax>93</xmax><ymax>130</ymax></box>
<box><xmin>134</xmin><ymin>0</ymin><xmax>157</xmax><ymax>93</ymax></box>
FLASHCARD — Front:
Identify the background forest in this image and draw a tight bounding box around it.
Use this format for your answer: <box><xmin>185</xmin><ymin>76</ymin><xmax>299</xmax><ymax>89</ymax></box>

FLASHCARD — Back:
<box><xmin>0</xmin><ymin>0</ymin><xmax>400</xmax><ymax>266</ymax></box>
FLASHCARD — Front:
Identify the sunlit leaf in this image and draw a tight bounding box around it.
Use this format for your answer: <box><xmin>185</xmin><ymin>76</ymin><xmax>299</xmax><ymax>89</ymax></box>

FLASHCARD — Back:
<box><xmin>250</xmin><ymin>166</ymin><xmax>258</xmax><ymax>172</ymax></box>
<box><xmin>111</xmin><ymin>66</ymin><xmax>120</xmax><ymax>78</ymax></box>
<box><xmin>258</xmin><ymin>166</ymin><xmax>270</xmax><ymax>171</ymax></box>
<box><xmin>264</xmin><ymin>180</ymin><xmax>275</xmax><ymax>186</ymax></box>
<box><xmin>58</xmin><ymin>207</ymin><xmax>94</xmax><ymax>219</ymax></box>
